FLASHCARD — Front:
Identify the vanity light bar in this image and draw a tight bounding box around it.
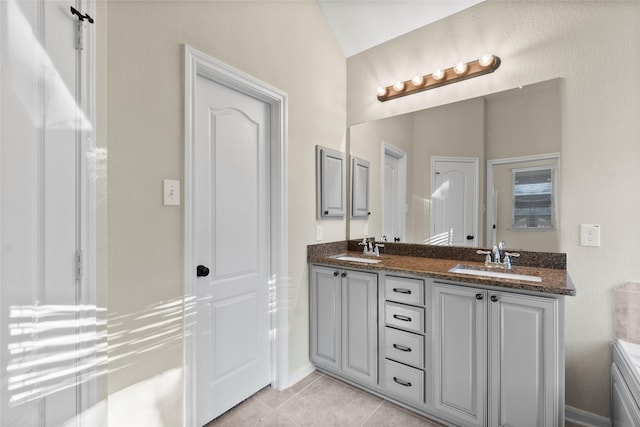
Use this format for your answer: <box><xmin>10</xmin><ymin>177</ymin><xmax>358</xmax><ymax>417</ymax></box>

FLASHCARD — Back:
<box><xmin>376</xmin><ymin>54</ymin><xmax>501</xmax><ymax>102</ymax></box>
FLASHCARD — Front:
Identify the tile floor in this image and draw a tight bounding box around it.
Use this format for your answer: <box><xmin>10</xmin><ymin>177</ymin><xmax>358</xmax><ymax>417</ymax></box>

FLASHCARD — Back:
<box><xmin>206</xmin><ymin>371</ymin><xmax>443</xmax><ymax>426</ymax></box>
<box><xmin>206</xmin><ymin>370</ymin><xmax>587</xmax><ymax>427</ymax></box>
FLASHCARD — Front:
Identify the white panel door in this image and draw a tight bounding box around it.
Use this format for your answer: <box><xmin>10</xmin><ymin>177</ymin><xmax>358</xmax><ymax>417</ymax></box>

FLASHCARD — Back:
<box><xmin>383</xmin><ymin>154</ymin><xmax>400</xmax><ymax>241</ymax></box>
<box><xmin>431</xmin><ymin>159</ymin><xmax>477</xmax><ymax>246</ymax></box>
<box><xmin>194</xmin><ymin>74</ymin><xmax>271</xmax><ymax>425</ymax></box>
<box><xmin>432</xmin><ymin>283</ymin><xmax>486</xmax><ymax>427</ymax></box>
<box><xmin>1</xmin><ymin>1</ymin><xmax>94</xmax><ymax>425</ymax></box>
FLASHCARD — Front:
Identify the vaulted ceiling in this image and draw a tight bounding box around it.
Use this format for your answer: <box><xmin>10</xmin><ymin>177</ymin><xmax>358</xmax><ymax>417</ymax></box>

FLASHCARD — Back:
<box><xmin>317</xmin><ymin>0</ymin><xmax>484</xmax><ymax>57</ymax></box>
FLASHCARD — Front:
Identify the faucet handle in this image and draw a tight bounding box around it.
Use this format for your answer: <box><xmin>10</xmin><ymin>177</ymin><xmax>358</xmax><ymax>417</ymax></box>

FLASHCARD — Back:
<box><xmin>476</xmin><ymin>249</ymin><xmax>492</xmax><ymax>265</ymax></box>
<box><xmin>374</xmin><ymin>243</ymin><xmax>384</xmax><ymax>256</ymax></box>
<box><xmin>503</xmin><ymin>252</ymin><xmax>520</xmax><ymax>269</ymax></box>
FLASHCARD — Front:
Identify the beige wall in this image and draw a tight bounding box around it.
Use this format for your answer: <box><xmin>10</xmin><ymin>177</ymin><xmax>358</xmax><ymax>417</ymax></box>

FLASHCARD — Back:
<box><xmin>413</xmin><ymin>99</ymin><xmax>485</xmax><ymax>245</ymax></box>
<box><xmin>105</xmin><ymin>1</ymin><xmax>345</xmax><ymax>423</ymax></box>
<box><xmin>347</xmin><ymin>1</ymin><xmax>640</xmax><ymax>417</ymax></box>
<box><xmin>349</xmin><ymin>114</ymin><xmax>413</xmax><ymax>241</ymax></box>
<box><xmin>487</xmin><ymin>82</ymin><xmax>561</xmax><ymax>251</ymax></box>
<box><xmin>485</xmin><ymin>79</ymin><xmax>561</xmax><ymax>160</ymax></box>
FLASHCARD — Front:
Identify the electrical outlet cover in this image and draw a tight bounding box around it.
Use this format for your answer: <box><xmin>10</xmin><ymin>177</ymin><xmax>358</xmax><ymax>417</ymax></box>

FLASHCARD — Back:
<box><xmin>580</xmin><ymin>224</ymin><xmax>601</xmax><ymax>247</ymax></box>
<box><xmin>163</xmin><ymin>179</ymin><xmax>180</xmax><ymax>206</ymax></box>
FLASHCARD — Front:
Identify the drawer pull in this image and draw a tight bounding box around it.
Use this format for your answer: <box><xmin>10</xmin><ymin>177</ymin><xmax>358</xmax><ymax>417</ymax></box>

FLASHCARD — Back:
<box><xmin>393</xmin><ymin>377</ymin><xmax>412</xmax><ymax>387</ymax></box>
<box><xmin>393</xmin><ymin>314</ymin><xmax>412</xmax><ymax>322</ymax></box>
<box><xmin>393</xmin><ymin>288</ymin><xmax>412</xmax><ymax>294</ymax></box>
<box><xmin>393</xmin><ymin>343</ymin><xmax>412</xmax><ymax>352</ymax></box>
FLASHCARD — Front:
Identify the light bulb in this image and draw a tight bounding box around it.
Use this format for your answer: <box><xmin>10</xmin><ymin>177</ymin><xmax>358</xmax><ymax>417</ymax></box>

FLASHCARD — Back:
<box><xmin>393</xmin><ymin>81</ymin><xmax>405</xmax><ymax>92</ymax></box>
<box><xmin>454</xmin><ymin>62</ymin><xmax>468</xmax><ymax>75</ymax></box>
<box><xmin>411</xmin><ymin>75</ymin><xmax>424</xmax><ymax>86</ymax></box>
<box><xmin>479</xmin><ymin>54</ymin><xmax>494</xmax><ymax>67</ymax></box>
<box><xmin>377</xmin><ymin>86</ymin><xmax>387</xmax><ymax>97</ymax></box>
<box><xmin>432</xmin><ymin>68</ymin><xmax>445</xmax><ymax>80</ymax></box>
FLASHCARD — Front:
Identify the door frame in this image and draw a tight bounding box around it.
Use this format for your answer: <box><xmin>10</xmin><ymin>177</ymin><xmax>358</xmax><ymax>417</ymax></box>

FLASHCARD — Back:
<box><xmin>381</xmin><ymin>144</ymin><xmax>407</xmax><ymax>242</ymax></box>
<box><xmin>430</xmin><ymin>156</ymin><xmax>479</xmax><ymax>246</ymax></box>
<box><xmin>1</xmin><ymin>0</ymin><xmax>98</xmax><ymax>422</ymax></box>
<box><xmin>486</xmin><ymin>152</ymin><xmax>560</xmax><ymax>247</ymax></box>
<box><xmin>183</xmin><ymin>45</ymin><xmax>289</xmax><ymax>427</ymax></box>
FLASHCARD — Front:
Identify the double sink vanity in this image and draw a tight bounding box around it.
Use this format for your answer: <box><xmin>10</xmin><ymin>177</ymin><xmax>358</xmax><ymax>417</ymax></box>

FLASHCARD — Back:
<box><xmin>308</xmin><ymin>240</ymin><xmax>575</xmax><ymax>427</ymax></box>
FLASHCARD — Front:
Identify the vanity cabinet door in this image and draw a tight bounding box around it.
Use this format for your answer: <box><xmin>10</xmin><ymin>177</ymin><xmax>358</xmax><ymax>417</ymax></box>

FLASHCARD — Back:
<box><xmin>612</xmin><ymin>362</ymin><xmax>640</xmax><ymax>427</ymax></box>
<box><xmin>310</xmin><ymin>265</ymin><xmax>378</xmax><ymax>386</ymax></box>
<box><xmin>341</xmin><ymin>270</ymin><xmax>378</xmax><ymax>385</ymax></box>
<box><xmin>488</xmin><ymin>292</ymin><xmax>559</xmax><ymax>427</ymax></box>
<box><xmin>431</xmin><ymin>283</ymin><xmax>486</xmax><ymax>427</ymax></box>
<box><xmin>310</xmin><ymin>265</ymin><xmax>341</xmax><ymax>371</ymax></box>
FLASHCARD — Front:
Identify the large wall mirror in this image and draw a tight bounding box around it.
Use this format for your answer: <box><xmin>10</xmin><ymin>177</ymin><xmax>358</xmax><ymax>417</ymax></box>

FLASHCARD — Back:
<box><xmin>348</xmin><ymin>78</ymin><xmax>561</xmax><ymax>252</ymax></box>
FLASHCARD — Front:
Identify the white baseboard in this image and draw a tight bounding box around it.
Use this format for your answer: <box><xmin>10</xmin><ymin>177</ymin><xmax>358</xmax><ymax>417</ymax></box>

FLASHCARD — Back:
<box><xmin>281</xmin><ymin>362</ymin><xmax>315</xmax><ymax>390</ymax></box>
<box><xmin>566</xmin><ymin>405</ymin><xmax>611</xmax><ymax>427</ymax></box>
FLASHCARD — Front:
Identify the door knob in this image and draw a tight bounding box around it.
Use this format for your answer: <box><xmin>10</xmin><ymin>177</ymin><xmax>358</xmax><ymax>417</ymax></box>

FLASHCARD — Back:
<box><xmin>466</xmin><ymin>235</ymin><xmax>475</xmax><ymax>240</ymax></box>
<box><xmin>475</xmin><ymin>293</ymin><xmax>484</xmax><ymax>300</ymax></box>
<box><xmin>196</xmin><ymin>265</ymin><xmax>210</xmax><ymax>277</ymax></box>
<box><xmin>490</xmin><ymin>295</ymin><xmax>499</xmax><ymax>302</ymax></box>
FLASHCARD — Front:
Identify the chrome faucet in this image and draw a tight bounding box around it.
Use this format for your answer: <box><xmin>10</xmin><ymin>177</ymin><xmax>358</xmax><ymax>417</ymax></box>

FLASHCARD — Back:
<box><xmin>358</xmin><ymin>238</ymin><xmax>384</xmax><ymax>256</ymax></box>
<box><xmin>476</xmin><ymin>241</ymin><xmax>520</xmax><ymax>269</ymax></box>
<box><xmin>358</xmin><ymin>238</ymin><xmax>371</xmax><ymax>254</ymax></box>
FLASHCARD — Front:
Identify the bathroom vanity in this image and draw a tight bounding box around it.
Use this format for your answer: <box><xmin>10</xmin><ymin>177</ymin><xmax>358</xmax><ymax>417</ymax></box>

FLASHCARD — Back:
<box><xmin>308</xmin><ymin>241</ymin><xmax>575</xmax><ymax>427</ymax></box>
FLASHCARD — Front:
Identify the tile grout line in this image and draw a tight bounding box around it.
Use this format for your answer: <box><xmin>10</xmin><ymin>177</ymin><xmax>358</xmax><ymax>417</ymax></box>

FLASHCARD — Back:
<box><xmin>360</xmin><ymin>400</ymin><xmax>385</xmax><ymax>426</ymax></box>
<box><xmin>249</xmin><ymin>371</ymin><xmax>325</xmax><ymax>426</ymax></box>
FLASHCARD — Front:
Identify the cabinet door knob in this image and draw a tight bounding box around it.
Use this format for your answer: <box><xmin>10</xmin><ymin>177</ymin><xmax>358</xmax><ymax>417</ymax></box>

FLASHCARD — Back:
<box><xmin>466</xmin><ymin>235</ymin><xmax>475</xmax><ymax>240</ymax></box>
<box><xmin>341</xmin><ymin>272</ymin><xmax>347</xmax><ymax>278</ymax></box>
<box><xmin>490</xmin><ymin>295</ymin><xmax>499</xmax><ymax>302</ymax></box>
<box><xmin>333</xmin><ymin>271</ymin><xmax>339</xmax><ymax>277</ymax></box>
<box><xmin>475</xmin><ymin>293</ymin><xmax>484</xmax><ymax>300</ymax></box>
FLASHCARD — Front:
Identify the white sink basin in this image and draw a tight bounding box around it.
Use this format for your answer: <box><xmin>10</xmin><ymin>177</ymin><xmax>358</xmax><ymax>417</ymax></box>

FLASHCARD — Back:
<box><xmin>333</xmin><ymin>255</ymin><xmax>381</xmax><ymax>264</ymax></box>
<box><xmin>448</xmin><ymin>265</ymin><xmax>541</xmax><ymax>282</ymax></box>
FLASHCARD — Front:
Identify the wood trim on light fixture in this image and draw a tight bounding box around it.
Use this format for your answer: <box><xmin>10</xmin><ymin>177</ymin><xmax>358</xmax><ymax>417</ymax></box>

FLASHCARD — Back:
<box><xmin>377</xmin><ymin>55</ymin><xmax>501</xmax><ymax>102</ymax></box>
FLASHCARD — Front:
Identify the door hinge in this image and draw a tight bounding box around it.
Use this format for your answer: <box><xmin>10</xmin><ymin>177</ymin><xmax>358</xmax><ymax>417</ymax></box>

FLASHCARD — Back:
<box><xmin>75</xmin><ymin>21</ymin><xmax>84</xmax><ymax>50</ymax></box>
<box><xmin>70</xmin><ymin>6</ymin><xmax>94</xmax><ymax>50</ymax></box>
<box><xmin>76</xmin><ymin>250</ymin><xmax>83</xmax><ymax>281</ymax></box>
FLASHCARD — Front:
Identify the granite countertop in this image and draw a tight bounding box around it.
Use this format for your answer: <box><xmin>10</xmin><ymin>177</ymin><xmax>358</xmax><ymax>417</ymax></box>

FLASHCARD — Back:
<box><xmin>308</xmin><ymin>246</ymin><xmax>576</xmax><ymax>296</ymax></box>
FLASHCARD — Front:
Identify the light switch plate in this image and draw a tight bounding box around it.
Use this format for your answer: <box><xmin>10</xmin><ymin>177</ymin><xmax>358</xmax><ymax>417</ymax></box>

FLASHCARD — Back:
<box><xmin>580</xmin><ymin>224</ymin><xmax>601</xmax><ymax>247</ymax></box>
<box><xmin>163</xmin><ymin>179</ymin><xmax>180</xmax><ymax>206</ymax></box>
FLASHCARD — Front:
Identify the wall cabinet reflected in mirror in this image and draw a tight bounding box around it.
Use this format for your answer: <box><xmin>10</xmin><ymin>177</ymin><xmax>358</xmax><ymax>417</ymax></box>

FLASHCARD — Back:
<box><xmin>348</xmin><ymin>78</ymin><xmax>561</xmax><ymax>252</ymax></box>
<box><xmin>316</xmin><ymin>145</ymin><xmax>345</xmax><ymax>218</ymax></box>
<box><xmin>351</xmin><ymin>156</ymin><xmax>370</xmax><ymax>218</ymax></box>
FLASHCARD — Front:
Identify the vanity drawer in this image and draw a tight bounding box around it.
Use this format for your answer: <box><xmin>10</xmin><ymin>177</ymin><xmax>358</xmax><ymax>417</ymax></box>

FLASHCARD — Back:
<box><xmin>384</xmin><ymin>359</ymin><xmax>424</xmax><ymax>403</ymax></box>
<box><xmin>384</xmin><ymin>327</ymin><xmax>424</xmax><ymax>369</ymax></box>
<box><xmin>384</xmin><ymin>276</ymin><xmax>424</xmax><ymax>305</ymax></box>
<box><xmin>385</xmin><ymin>302</ymin><xmax>424</xmax><ymax>334</ymax></box>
